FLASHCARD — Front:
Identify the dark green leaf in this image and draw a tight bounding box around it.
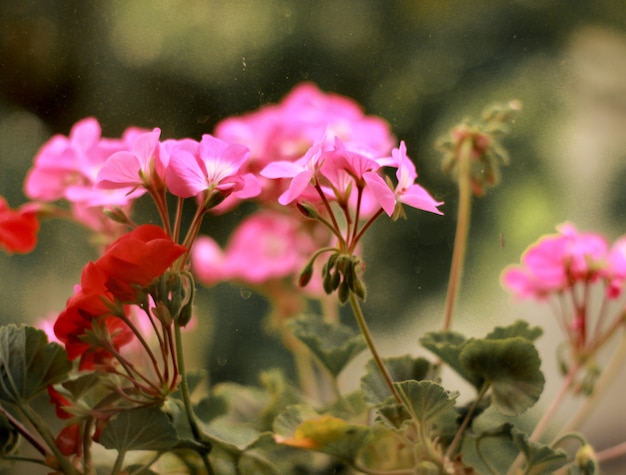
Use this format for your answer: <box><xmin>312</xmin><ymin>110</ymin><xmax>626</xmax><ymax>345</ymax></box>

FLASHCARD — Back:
<box><xmin>511</xmin><ymin>428</ymin><xmax>568</xmax><ymax>475</ymax></box>
<box><xmin>0</xmin><ymin>325</ymin><xmax>71</xmax><ymax>404</ymax></box>
<box><xmin>394</xmin><ymin>380</ymin><xmax>459</xmax><ymax>424</ymax></box>
<box><xmin>360</xmin><ymin>355</ymin><xmax>437</xmax><ymax>405</ymax></box>
<box><xmin>485</xmin><ymin>320</ymin><xmax>543</xmax><ymax>342</ymax></box>
<box><xmin>420</xmin><ymin>331</ymin><xmax>480</xmax><ymax>388</ymax></box>
<box><xmin>459</xmin><ymin>337</ymin><xmax>545</xmax><ymax>416</ymax></box>
<box><xmin>99</xmin><ymin>406</ymin><xmax>179</xmax><ymax>452</ymax></box>
<box><xmin>289</xmin><ymin>315</ymin><xmax>366</xmax><ymax>377</ymax></box>
<box><xmin>0</xmin><ymin>411</ymin><xmax>20</xmax><ymax>455</ymax></box>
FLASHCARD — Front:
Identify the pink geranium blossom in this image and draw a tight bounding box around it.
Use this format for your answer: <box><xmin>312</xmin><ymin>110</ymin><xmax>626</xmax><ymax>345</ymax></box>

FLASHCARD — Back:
<box><xmin>96</xmin><ymin>128</ymin><xmax>166</xmax><ymax>193</ymax></box>
<box><xmin>502</xmin><ymin>223</ymin><xmax>609</xmax><ymax>300</ymax></box>
<box><xmin>165</xmin><ymin>134</ymin><xmax>260</xmax><ymax>204</ymax></box>
<box><xmin>387</xmin><ymin>142</ymin><xmax>444</xmax><ymax>217</ymax></box>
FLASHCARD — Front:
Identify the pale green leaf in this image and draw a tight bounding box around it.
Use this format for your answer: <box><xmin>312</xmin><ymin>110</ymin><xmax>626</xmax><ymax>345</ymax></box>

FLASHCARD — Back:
<box><xmin>485</xmin><ymin>320</ymin><xmax>543</xmax><ymax>341</ymax></box>
<box><xmin>394</xmin><ymin>380</ymin><xmax>459</xmax><ymax>424</ymax></box>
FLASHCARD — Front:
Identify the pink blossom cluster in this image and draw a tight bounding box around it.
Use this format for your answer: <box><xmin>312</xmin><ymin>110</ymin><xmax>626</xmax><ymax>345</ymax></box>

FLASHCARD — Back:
<box><xmin>502</xmin><ymin>223</ymin><xmax>626</xmax><ymax>354</ymax></box>
<box><xmin>20</xmin><ymin>83</ymin><xmax>443</xmax><ymax>290</ymax></box>
<box><xmin>502</xmin><ymin>223</ymin><xmax>626</xmax><ymax>301</ymax></box>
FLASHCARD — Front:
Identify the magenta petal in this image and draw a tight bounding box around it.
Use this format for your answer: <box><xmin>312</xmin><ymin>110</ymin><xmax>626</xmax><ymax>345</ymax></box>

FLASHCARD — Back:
<box><xmin>260</xmin><ymin>161</ymin><xmax>303</xmax><ymax>179</ymax></box>
<box><xmin>166</xmin><ymin>151</ymin><xmax>208</xmax><ymax>198</ymax></box>
<box><xmin>96</xmin><ymin>151</ymin><xmax>142</xmax><ymax>188</ymax></box>
<box><xmin>363</xmin><ymin>171</ymin><xmax>395</xmax><ymax>216</ymax></box>
<box><xmin>278</xmin><ymin>170</ymin><xmax>314</xmax><ymax>205</ymax></box>
<box><xmin>400</xmin><ymin>185</ymin><xmax>444</xmax><ymax>215</ymax></box>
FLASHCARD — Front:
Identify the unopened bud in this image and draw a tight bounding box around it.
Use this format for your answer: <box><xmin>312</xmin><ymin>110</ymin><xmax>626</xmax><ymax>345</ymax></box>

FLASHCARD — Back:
<box><xmin>338</xmin><ymin>281</ymin><xmax>350</xmax><ymax>304</ymax></box>
<box><xmin>299</xmin><ymin>261</ymin><xmax>314</xmax><ymax>287</ymax></box>
<box><xmin>296</xmin><ymin>202</ymin><xmax>319</xmax><ymax>219</ymax></box>
<box><xmin>575</xmin><ymin>444</ymin><xmax>597</xmax><ymax>475</ymax></box>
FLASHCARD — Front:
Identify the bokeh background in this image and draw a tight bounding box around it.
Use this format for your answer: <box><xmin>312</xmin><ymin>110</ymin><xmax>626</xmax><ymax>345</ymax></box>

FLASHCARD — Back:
<box><xmin>1</xmin><ymin>0</ymin><xmax>626</xmax><ymax>473</ymax></box>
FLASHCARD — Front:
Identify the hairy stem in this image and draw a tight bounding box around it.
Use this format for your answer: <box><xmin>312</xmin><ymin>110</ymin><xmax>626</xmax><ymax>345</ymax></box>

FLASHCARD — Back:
<box><xmin>173</xmin><ymin>320</ymin><xmax>215</xmax><ymax>475</ymax></box>
<box><xmin>442</xmin><ymin>138</ymin><xmax>473</xmax><ymax>331</ymax></box>
<box><xmin>348</xmin><ymin>293</ymin><xmax>402</xmax><ymax>404</ymax></box>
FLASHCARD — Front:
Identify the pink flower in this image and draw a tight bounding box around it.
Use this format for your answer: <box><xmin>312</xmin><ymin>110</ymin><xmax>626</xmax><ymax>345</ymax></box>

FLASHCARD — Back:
<box><xmin>165</xmin><ymin>134</ymin><xmax>260</xmax><ymax>202</ymax></box>
<box><xmin>387</xmin><ymin>142</ymin><xmax>444</xmax><ymax>216</ymax></box>
<box><xmin>192</xmin><ymin>211</ymin><xmax>323</xmax><ymax>286</ymax></box>
<box><xmin>96</xmin><ymin>128</ymin><xmax>166</xmax><ymax>193</ymax></box>
<box><xmin>24</xmin><ymin>118</ymin><xmax>146</xmax><ymax>233</ymax></box>
<box><xmin>605</xmin><ymin>237</ymin><xmax>626</xmax><ymax>298</ymax></box>
<box><xmin>502</xmin><ymin>223</ymin><xmax>609</xmax><ymax>300</ymax></box>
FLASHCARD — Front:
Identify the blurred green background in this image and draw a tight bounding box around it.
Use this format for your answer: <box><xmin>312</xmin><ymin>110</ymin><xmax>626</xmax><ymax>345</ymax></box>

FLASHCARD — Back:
<box><xmin>1</xmin><ymin>0</ymin><xmax>626</xmax><ymax>473</ymax></box>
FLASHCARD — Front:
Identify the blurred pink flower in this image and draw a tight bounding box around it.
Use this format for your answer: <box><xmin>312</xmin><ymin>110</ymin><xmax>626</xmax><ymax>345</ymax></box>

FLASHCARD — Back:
<box><xmin>502</xmin><ymin>223</ymin><xmax>609</xmax><ymax>300</ymax></box>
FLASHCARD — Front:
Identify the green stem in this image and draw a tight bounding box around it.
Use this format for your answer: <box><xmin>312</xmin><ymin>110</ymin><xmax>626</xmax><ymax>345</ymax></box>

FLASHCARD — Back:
<box><xmin>442</xmin><ymin>138</ymin><xmax>473</xmax><ymax>331</ymax></box>
<box><xmin>18</xmin><ymin>402</ymin><xmax>78</xmax><ymax>475</ymax></box>
<box><xmin>173</xmin><ymin>320</ymin><xmax>215</xmax><ymax>475</ymax></box>
<box><xmin>111</xmin><ymin>448</ymin><xmax>126</xmax><ymax>474</ymax></box>
<box><xmin>348</xmin><ymin>293</ymin><xmax>402</xmax><ymax>404</ymax></box>
<box><xmin>445</xmin><ymin>383</ymin><xmax>489</xmax><ymax>462</ymax></box>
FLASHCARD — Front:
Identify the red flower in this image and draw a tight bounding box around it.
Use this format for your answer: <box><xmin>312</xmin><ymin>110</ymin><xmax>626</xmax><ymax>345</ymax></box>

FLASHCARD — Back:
<box><xmin>54</xmin><ymin>263</ymin><xmax>135</xmax><ymax>369</ymax></box>
<box><xmin>96</xmin><ymin>224</ymin><xmax>186</xmax><ymax>302</ymax></box>
<box><xmin>0</xmin><ymin>196</ymin><xmax>39</xmax><ymax>254</ymax></box>
<box><xmin>55</xmin><ymin>423</ymin><xmax>82</xmax><ymax>456</ymax></box>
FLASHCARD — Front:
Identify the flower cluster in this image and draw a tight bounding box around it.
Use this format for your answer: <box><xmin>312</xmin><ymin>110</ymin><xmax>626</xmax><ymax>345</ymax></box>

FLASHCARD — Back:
<box><xmin>502</xmin><ymin>223</ymin><xmax>626</xmax><ymax>382</ymax></box>
<box><xmin>3</xmin><ymin>83</ymin><xmax>622</xmax><ymax>475</ymax></box>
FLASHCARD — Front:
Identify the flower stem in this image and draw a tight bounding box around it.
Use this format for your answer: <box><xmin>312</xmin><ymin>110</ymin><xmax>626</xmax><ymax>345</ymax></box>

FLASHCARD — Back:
<box><xmin>348</xmin><ymin>293</ymin><xmax>402</xmax><ymax>404</ymax></box>
<box><xmin>445</xmin><ymin>382</ymin><xmax>489</xmax><ymax>462</ymax></box>
<box><xmin>560</xmin><ymin>328</ymin><xmax>626</xmax><ymax>435</ymax></box>
<box><xmin>173</xmin><ymin>320</ymin><xmax>215</xmax><ymax>475</ymax></box>
<box><xmin>442</xmin><ymin>138</ymin><xmax>473</xmax><ymax>331</ymax></box>
<box><xmin>18</xmin><ymin>402</ymin><xmax>78</xmax><ymax>475</ymax></box>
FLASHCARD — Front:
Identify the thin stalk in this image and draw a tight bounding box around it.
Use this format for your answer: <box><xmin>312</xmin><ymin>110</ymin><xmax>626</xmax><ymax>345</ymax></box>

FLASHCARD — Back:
<box><xmin>442</xmin><ymin>138</ymin><xmax>473</xmax><ymax>331</ymax></box>
<box><xmin>506</xmin><ymin>362</ymin><xmax>580</xmax><ymax>475</ymax></box>
<box><xmin>445</xmin><ymin>383</ymin><xmax>489</xmax><ymax>462</ymax></box>
<box><xmin>0</xmin><ymin>404</ymin><xmax>48</xmax><ymax>456</ymax></box>
<box><xmin>348</xmin><ymin>293</ymin><xmax>402</xmax><ymax>404</ymax></box>
<box><xmin>18</xmin><ymin>402</ymin><xmax>78</xmax><ymax>475</ymax></box>
<box><xmin>173</xmin><ymin>320</ymin><xmax>215</xmax><ymax>475</ymax></box>
<box><xmin>560</xmin><ymin>329</ymin><xmax>626</xmax><ymax>435</ymax></box>
<box><xmin>596</xmin><ymin>440</ymin><xmax>626</xmax><ymax>464</ymax></box>
<box><xmin>111</xmin><ymin>448</ymin><xmax>126</xmax><ymax>475</ymax></box>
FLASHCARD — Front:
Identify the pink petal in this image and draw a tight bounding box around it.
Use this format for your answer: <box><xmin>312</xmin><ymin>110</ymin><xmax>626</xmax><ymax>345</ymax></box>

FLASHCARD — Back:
<box><xmin>166</xmin><ymin>151</ymin><xmax>208</xmax><ymax>197</ymax></box>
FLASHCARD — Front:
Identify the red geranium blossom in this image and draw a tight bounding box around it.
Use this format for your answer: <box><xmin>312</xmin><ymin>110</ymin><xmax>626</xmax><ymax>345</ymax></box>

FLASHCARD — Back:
<box><xmin>0</xmin><ymin>196</ymin><xmax>39</xmax><ymax>254</ymax></box>
<box><xmin>95</xmin><ymin>224</ymin><xmax>186</xmax><ymax>302</ymax></box>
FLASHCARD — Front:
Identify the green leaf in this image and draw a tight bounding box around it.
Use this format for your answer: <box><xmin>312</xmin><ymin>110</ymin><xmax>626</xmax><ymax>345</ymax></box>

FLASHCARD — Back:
<box><xmin>273</xmin><ymin>404</ymin><xmax>320</xmax><ymax>440</ymax></box>
<box><xmin>0</xmin><ymin>325</ymin><xmax>71</xmax><ymax>404</ymax></box>
<box><xmin>511</xmin><ymin>428</ymin><xmax>568</xmax><ymax>475</ymax></box>
<box><xmin>275</xmin><ymin>414</ymin><xmax>371</xmax><ymax>463</ymax></box>
<box><xmin>420</xmin><ymin>331</ymin><xmax>480</xmax><ymax>388</ymax></box>
<box><xmin>394</xmin><ymin>380</ymin><xmax>459</xmax><ymax>424</ymax></box>
<box><xmin>360</xmin><ymin>355</ymin><xmax>437</xmax><ymax>405</ymax></box>
<box><xmin>289</xmin><ymin>314</ymin><xmax>366</xmax><ymax>377</ymax></box>
<box><xmin>199</xmin><ymin>417</ymin><xmax>262</xmax><ymax>452</ymax></box>
<box><xmin>485</xmin><ymin>320</ymin><xmax>543</xmax><ymax>341</ymax></box>
<box><xmin>99</xmin><ymin>406</ymin><xmax>179</xmax><ymax>452</ymax></box>
<box><xmin>459</xmin><ymin>337</ymin><xmax>545</xmax><ymax>416</ymax></box>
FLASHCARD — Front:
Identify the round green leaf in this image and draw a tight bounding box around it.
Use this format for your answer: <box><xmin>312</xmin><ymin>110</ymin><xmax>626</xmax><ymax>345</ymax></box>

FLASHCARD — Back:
<box><xmin>459</xmin><ymin>337</ymin><xmax>545</xmax><ymax>416</ymax></box>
